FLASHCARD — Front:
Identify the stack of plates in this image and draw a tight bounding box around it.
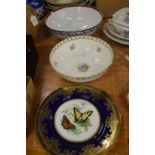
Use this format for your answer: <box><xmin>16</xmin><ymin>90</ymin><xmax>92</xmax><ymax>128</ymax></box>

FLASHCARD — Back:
<box><xmin>44</xmin><ymin>0</ymin><xmax>92</xmax><ymax>12</ymax></box>
<box><xmin>103</xmin><ymin>22</ymin><xmax>129</xmax><ymax>45</ymax></box>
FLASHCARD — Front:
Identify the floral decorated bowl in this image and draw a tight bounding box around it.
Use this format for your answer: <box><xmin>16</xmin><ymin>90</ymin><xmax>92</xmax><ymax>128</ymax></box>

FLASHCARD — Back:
<box><xmin>45</xmin><ymin>6</ymin><xmax>103</xmax><ymax>39</ymax></box>
<box><xmin>49</xmin><ymin>36</ymin><xmax>114</xmax><ymax>82</ymax></box>
<box><xmin>35</xmin><ymin>85</ymin><xmax>120</xmax><ymax>155</ymax></box>
<box><xmin>111</xmin><ymin>7</ymin><xmax>129</xmax><ymax>38</ymax></box>
<box><xmin>112</xmin><ymin>7</ymin><xmax>129</xmax><ymax>27</ymax></box>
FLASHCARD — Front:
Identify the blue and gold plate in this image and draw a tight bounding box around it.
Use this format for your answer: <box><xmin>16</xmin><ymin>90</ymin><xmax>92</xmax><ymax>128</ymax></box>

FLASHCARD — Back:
<box><xmin>35</xmin><ymin>85</ymin><xmax>120</xmax><ymax>155</ymax></box>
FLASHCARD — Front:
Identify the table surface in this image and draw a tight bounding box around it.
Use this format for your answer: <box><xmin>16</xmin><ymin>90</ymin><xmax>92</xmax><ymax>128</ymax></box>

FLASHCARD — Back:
<box><xmin>26</xmin><ymin>19</ymin><xmax>129</xmax><ymax>155</ymax></box>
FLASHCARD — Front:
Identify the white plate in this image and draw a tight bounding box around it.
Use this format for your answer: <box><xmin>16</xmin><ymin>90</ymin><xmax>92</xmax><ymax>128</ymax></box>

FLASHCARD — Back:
<box><xmin>103</xmin><ymin>23</ymin><xmax>129</xmax><ymax>45</ymax></box>
<box><xmin>49</xmin><ymin>36</ymin><xmax>114</xmax><ymax>82</ymax></box>
<box><xmin>107</xmin><ymin>22</ymin><xmax>128</xmax><ymax>40</ymax></box>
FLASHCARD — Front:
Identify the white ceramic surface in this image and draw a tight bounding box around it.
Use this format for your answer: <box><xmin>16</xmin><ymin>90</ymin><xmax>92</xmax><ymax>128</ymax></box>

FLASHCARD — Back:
<box><xmin>103</xmin><ymin>23</ymin><xmax>129</xmax><ymax>45</ymax></box>
<box><xmin>107</xmin><ymin>22</ymin><xmax>128</xmax><ymax>40</ymax></box>
<box><xmin>49</xmin><ymin>36</ymin><xmax>113</xmax><ymax>82</ymax></box>
<box><xmin>111</xmin><ymin>7</ymin><xmax>129</xmax><ymax>38</ymax></box>
<box><xmin>54</xmin><ymin>99</ymin><xmax>100</xmax><ymax>142</ymax></box>
<box><xmin>112</xmin><ymin>7</ymin><xmax>129</xmax><ymax>27</ymax></box>
<box><xmin>45</xmin><ymin>6</ymin><xmax>102</xmax><ymax>38</ymax></box>
<box><xmin>46</xmin><ymin>6</ymin><xmax>102</xmax><ymax>31</ymax></box>
<box><xmin>111</xmin><ymin>19</ymin><xmax>129</xmax><ymax>38</ymax></box>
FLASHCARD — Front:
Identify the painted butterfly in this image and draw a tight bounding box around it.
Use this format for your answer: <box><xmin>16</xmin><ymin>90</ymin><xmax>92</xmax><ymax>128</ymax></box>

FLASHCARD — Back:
<box><xmin>61</xmin><ymin>115</ymin><xmax>76</xmax><ymax>129</ymax></box>
<box><xmin>73</xmin><ymin>107</ymin><xmax>93</xmax><ymax>123</ymax></box>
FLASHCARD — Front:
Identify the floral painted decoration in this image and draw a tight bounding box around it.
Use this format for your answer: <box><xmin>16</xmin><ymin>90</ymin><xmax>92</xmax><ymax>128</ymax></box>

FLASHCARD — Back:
<box><xmin>77</xmin><ymin>63</ymin><xmax>90</xmax><ymax>72</ymax></box>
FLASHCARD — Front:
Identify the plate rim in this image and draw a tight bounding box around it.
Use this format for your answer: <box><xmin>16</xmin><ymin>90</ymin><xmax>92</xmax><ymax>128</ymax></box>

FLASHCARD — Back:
<box><xmin>106</xmin><ymin>22</ymin><xmax>129</xmax><ymax>40</ymax></box>
<box><xmin>35</xmin><ymin>84</ymin><xmax>121</xmax><ymax>155</ymax></box>
<box><xmin>103</xmin><ymin>23</ymin><xmax>129</xmax><ymax>45</ymax></box>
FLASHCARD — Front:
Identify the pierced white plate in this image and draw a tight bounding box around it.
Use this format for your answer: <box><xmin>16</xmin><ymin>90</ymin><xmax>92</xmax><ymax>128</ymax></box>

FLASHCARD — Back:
<box><xmin>103</xmin><ymin>23</ymin><xmax>129</xmax><ymax>45</ymax></box>
<box><xmin>106</xmin><ymin>22</ymin><xmax>128</xmax><ymax>40</ymax></box>
<box><xmin>49</xmin><ymin>36</ymin><xmax>114</xmax><ymax>82</ymax></box>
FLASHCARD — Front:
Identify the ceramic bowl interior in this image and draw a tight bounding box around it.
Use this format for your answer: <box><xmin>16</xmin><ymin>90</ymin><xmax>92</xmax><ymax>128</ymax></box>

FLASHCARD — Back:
<box><xmin>112</xmin><ymin>7</ymin><xmax>129</xmax><ymax>27</ymax></box>
<box><xmin>49</xmin><ymin>36</ymin><xmax>113</xmax><ymax>81</ymax></box>
<box><xmin>46</xmin><ymin>6</ymin><xmax>102</xmax><ymax>32</ymax></box>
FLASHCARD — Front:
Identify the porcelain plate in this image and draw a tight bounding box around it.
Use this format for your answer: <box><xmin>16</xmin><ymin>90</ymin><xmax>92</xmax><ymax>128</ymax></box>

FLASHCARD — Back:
<box><xmin>35</xmin><ymin>85</ymin><xmax>120</xmax><ymax>155</ymax></box>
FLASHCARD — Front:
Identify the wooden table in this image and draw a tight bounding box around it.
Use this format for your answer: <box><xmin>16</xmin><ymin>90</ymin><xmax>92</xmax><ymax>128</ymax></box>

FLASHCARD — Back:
<box><xmin>26</xmin><ymin>19</ymin><xmax>129</xmax><ymax>155</ymax></box>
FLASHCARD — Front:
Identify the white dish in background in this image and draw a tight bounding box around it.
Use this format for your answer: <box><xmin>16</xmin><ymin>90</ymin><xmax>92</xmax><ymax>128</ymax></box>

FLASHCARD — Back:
<box><xmin>112</xmin><ymin>7</ymin><xmax>129</xmax><ymax>27</ymax></box>
<box><xmin>107</xmin><ymin>22</ymin><xmax>128</xmax><ymax>40</ymax></box>
<box><xmin>49</xmin><ymin>36</ymin><xmax>114</xmax><ymax>82</ymax></box>
<box><xmin>103</xmin><ymin>23</ymin><xmax>129</xmax><ymax>45</ymax></box>
<box><xmin>111</xmin><ymin>18</ymin><xmax>129</xmax><ymax>38</ymax></box>
<box><xmin>45</xmin><ymin>6</ymin><xmax>103</xmax><ymax>38</ymax></box>
<box><xmin>112</xmin><ymin>7</ymin><xmax>129</xmax><ymax>38</ymax></box>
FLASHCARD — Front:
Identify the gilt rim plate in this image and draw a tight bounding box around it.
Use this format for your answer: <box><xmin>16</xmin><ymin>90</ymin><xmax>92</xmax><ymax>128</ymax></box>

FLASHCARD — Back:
<box><xmin>35</xmin><ymin>85</ymin><xmax>120</xmax><ymax>155</ymax></box>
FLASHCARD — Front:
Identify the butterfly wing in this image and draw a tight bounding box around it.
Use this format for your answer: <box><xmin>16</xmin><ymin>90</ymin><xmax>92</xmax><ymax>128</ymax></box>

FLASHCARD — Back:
<box><xmin>73</xmin><ymin>107</ymin><xmax>81</xmax><ymax>122</ymax></box>
<box><xmin>61</xmin><ymin>115</ymin><xmax>75</xmax><ymax>129</ymax></box>
<box><xmin>81</xmin><ymin>111</ymin><xmax>93</xmax><ymax>122</ymax></box>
